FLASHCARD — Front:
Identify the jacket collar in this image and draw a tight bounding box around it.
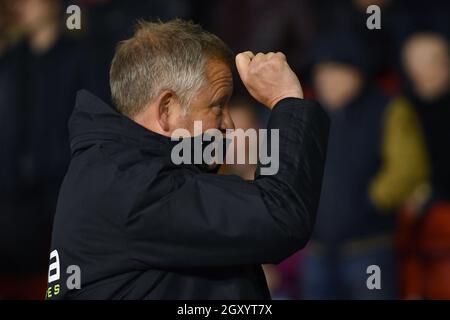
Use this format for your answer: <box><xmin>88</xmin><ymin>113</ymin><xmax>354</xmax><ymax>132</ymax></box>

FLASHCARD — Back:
<box><xmin>69</xmin><ymin>90</ymin><xmax>219</xmax><ymax>173</ymax></box>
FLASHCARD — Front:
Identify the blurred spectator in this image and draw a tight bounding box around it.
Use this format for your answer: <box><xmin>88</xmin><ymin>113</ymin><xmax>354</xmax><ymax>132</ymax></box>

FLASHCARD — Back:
<box><xmin>397</xmin><ymin>31</ymin><xmax>450</xmax><ymax>299</ymax></box>
<box><xmin>299</xmin><ymin>33</ymin><xmax>429</xmax><ymax>299</ymax></box>
<box><xmin>219</xmin><ymin>97</ymin><xmax>259</xmax><ymax>180</ymax></box>
<box><xmin>221</xmin><ymin>97</ymin><xmax>311</xmax><ymax>300</ymax></box>
<box><xmin>220</xmin><ymin>97</ymin><xmax>302</xmax><ymax>299</ymax></box>
<box><xmin>403</xmin><ymin>32</ymin><xmax>450</xmax><ymax>197</ymax></box>
<box><xmin>390</xmin><ymin>0</ymin><xmax>450</xmax><ymax>62</ymax></box>
<box><xmin>0</xmin><ymin>0</ymin><xmax>98</xmax><ymax>298</ymax></box>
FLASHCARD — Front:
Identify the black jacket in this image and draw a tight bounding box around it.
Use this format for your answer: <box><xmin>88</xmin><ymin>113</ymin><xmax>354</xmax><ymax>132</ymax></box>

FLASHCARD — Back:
<box><xmin>47</xmin><ymin>90</ymin><xmax>329</xmax><ymax>299</ymax></box>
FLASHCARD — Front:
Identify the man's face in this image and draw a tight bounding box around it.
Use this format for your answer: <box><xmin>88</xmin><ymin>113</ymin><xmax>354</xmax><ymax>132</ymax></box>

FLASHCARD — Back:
<box><xmin>174</xmin><ymin>59</ymin><xmax>235</xmax><ymax>136</ymax></box>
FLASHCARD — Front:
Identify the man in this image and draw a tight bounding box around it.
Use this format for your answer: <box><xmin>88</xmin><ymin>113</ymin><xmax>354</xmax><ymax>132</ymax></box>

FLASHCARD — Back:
<box><xmin>47</xmin><ymin>20</ymin><xmax>329</xmax><ymax>299</ymax></box>
<box><xmin>399</xmin><ymin>31</ymin><xmax>450</xmax><ymax>299</ymax></box>
<box><xmin>402</xmin><ymin>31</ymin><xmax>450</xmax><ymax>200</ymax></box>
<box><xmin>300</xmin><ymin>33</ymin><xmax>428</xmax><ymax>299</ymax></box>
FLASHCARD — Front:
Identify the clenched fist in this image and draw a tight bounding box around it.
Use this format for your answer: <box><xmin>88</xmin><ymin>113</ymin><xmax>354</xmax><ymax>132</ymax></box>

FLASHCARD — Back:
<box><xmin>235</xmin><ymin>51</ymin><xmax>304</xmax><ymax>109</ymax></box>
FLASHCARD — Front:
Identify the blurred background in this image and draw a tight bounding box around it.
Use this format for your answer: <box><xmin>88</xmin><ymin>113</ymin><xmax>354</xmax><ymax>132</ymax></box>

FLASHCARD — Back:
<box><xmin>0</xmin><ymin>0</ymin><xmax>449</xmax><ymax>299</ymax></box>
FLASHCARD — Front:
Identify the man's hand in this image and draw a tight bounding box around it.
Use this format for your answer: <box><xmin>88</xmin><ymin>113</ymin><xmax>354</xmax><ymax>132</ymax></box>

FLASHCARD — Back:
<box><xmin>235</xmin><ymin>51</ymin><xmax>304</xmax><ymax>109</ymax></box>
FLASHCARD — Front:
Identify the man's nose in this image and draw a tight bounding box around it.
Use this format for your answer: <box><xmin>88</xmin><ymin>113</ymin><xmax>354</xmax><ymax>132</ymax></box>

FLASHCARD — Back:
<box><xmin>220</xmin><ymin>107</ymin><xmax>235</xmax><ymax>131</ymax></box>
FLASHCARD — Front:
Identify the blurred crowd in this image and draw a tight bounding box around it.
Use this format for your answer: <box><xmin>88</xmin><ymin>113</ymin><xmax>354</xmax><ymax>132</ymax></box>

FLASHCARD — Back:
<box><xmin>0</xmin><ymin>0</ymin><xmax>449</xmax><ymax>299</ymax></box>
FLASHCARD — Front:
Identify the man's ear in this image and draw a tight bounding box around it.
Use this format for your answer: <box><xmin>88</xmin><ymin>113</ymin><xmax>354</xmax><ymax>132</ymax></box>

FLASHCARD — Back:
<box><xmin>157</xmin><ymin>90</ymin><xmax>174</xmax><ymax>132</ymax></box>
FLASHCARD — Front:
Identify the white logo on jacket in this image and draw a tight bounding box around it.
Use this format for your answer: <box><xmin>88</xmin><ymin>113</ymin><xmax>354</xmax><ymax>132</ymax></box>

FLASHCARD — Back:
<box><xmin>46</xmin><ymin>250</ymin><xmax>82</xmax><ymax>298</ymax></box>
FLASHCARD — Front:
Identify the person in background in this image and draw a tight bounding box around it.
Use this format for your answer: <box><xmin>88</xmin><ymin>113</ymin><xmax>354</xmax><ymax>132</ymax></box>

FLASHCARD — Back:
<box><xmin>0</xmin><ymin>0</ymin><xmax>97</xmax><ymax>298</ymax></box>
<box><xmin>398</xmin><ymin>31</ymin><xmax>450</xmax><ymax>299</ymax></box>
<box><xmin>403</xmin><ymin>32</ymin><xmax>450</xmax><ymax>200</ymax></box>
<box><xmin>220</xmin><ymin>97</ymin><xmax>303</xmax><ymax>299</ymax></box>
<box><xmin>219</xmin><ymin>97</ymin><xmax>260</xmax><ymax>180</ymax></box>
<box><xmin>300</xmin><ymin>32</ymin><xmax>429</xmax><ymax>299</ymax></box>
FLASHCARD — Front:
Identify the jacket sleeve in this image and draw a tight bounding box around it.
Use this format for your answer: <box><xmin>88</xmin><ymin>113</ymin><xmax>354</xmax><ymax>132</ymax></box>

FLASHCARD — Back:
<box><xmin>369</xmin><ymin>97</ymin><xmax>430</xmax><ymax>212</ymax></box>
<box><xmin>128</xmin><ymin>98</ymin><xmax>330</xmax><ymax>268</ymax></box>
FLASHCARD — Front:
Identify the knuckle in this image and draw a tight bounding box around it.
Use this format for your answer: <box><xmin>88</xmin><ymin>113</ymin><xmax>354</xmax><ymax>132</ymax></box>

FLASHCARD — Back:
<box><xmin>275</xmin><ymin>52</ymin><xmax>286</xmax><ymax>59</ymax></box>
<box><xmin>267</xmin><ymin>57</ymin><xmax>280</xmax><ymax>68</ymax></box>
<box><xmin>248</xmin><ymin>65</ymin><xmax>259</xmax><ymax>76</ymax></box>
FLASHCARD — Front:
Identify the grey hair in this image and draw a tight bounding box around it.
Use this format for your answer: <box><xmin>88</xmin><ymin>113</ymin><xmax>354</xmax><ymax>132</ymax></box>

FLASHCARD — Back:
<box><xmin>109</xmin><ymin>19</ymin><xmax>233</xmax><ymax>118</ymax></box>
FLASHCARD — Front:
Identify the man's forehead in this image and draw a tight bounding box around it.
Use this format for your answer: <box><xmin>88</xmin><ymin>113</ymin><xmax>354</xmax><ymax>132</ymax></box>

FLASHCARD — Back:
<box><xmin>203</xmin><ymin>59</ymin><xmax>233</xmax><ymax>99</ymax></box>
<box><xmin>206</xmin><ymin>59</ymin><xmax>233</xmax><ymax>81</ymax></box>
